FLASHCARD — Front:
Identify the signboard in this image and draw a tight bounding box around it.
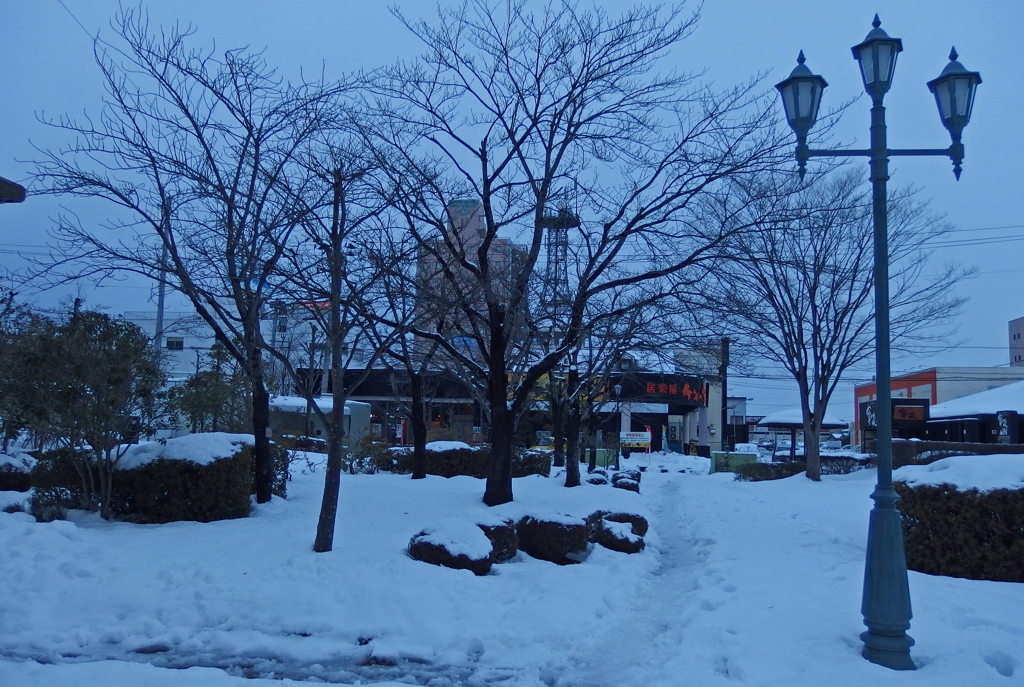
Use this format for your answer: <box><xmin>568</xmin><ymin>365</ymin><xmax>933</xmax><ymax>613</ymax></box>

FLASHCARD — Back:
<box><xmin>608</xmin><ymin>373</ymin><xmax>708</xmax><ymax>407</ymax></box>
<box><xmin>860</xmin><ymin>398</ymin><xmax>929</xmax><ymax>429</ymax></box>
<box><xmin>620</xmin><ymin>431</ymin><xmax>651</xmax><ymax>448</ymax></box>
<box><xmin>893</xmin><ymin>405</ymin><xmax>925</xmax><ymax>421</ymax></box>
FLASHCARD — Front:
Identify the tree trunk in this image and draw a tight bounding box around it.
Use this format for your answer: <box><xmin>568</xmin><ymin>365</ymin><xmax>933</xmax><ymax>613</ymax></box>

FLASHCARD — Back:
<box><xmin>484</xmin><ymin>364</ymin><xmax>514</xmax><ymax>506</ymax></box>
<box><xmin>98</xmin><ymin>452</ymin><xmax>113</xmax><ymax>520</ymax></box>
<box><xmin>313</xmin><ymin>383</ymin><xmax>347</xmax><ymax>552</ymax></box>
<box><xmin>551</xmin><ymin>390</ymin><xmax>565</xmax><ymax>468</ymax></box>
<box><xmin>410</xmin><ymin>371</ymin><xmax>428</xmax><ymax>479</ymax></box>
<box><xmin>587</xmin><ymin>409</ymin><xmax>598</xmax><ymax>472</ymax></box>
<box><xmin>250</xmin><ymin>355</ymin><xmax>274</xmax><ymax>503</ymax></box>
<box><xmin>564</xmin><ymin>392</ymin><xmax>581</xmax><ymax>488</ymax></box>
<box><xmin>804</xmin><ymin>420</ymin><xmax>822</xmax><ymax>481</ymax></box>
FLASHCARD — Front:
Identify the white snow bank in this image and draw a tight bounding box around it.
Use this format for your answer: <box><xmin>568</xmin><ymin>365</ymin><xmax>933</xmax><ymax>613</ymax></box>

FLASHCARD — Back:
<box><xmin>621</xmin><ymin>450</ymin><xmax>710</xmax><ymax>475</ymax></box>
<box><xmin>426</xmin><ymin>440</ymin><xmax>472</xmax><ymax>452</ymax></box>
<box><xmin>0</xmin><ymin>453</ymin><xmax>36</xmax><ymax>472</ymax></box>
<box><xmin>117</xmin><ymin>432</ymin><xmax>253</xmax><ymax>470</ymax></box>
<box><xmin>894</xmin><ymin>454</ymin><xmax>1024</xmax><ymax>492</ymax></box>
<box><xmin>412</xmin><ymin>518</ymin><xmax>494</xmax><ymax>559</ymax></box>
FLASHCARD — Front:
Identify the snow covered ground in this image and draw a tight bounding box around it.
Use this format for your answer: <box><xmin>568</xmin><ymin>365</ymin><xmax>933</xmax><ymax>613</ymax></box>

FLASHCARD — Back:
<box><xmin>1</xmin><ymin>451</ymin><xmax>1021</xmax><ymax>686</ymax></box>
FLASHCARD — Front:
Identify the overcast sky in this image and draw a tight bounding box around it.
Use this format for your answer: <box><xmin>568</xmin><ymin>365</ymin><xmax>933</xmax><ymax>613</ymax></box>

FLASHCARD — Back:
<box><xmin>2</xmin><ymin>0</ymin><xmax>1022</xmax><ymax>419</ymax></box>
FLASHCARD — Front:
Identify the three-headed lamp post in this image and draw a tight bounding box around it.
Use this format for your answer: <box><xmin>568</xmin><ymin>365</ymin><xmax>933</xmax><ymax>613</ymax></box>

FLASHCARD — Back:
<box><xmin>774</xmin><ymin>15</ymin><xmax>981</xmax><ymax>671</ymax></box>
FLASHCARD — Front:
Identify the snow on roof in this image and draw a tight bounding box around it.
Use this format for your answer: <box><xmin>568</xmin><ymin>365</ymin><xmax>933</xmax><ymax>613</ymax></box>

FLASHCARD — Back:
<box><xmin>269</xmin><ymin>396</ymin><xmax>371</xmax><ymax>414</ymax></box>
<box><xmin>757</xmin><ymin>409</ymin><xmax>847</xmax><ymax>429</ymax></box>
<box><xmin>118</xmin><ymin>432</ymin><xmax>254</xmax><ymax>470</ymax></box>
<box><xmin>894</xmin><ymin>454</ymin><xmax>1024</xmax><ymax>492</ymax></box>
<box><xmin>929</xmin><ymin>379</ymin><xmax>1024</xmax><ymax>419</ymax></box>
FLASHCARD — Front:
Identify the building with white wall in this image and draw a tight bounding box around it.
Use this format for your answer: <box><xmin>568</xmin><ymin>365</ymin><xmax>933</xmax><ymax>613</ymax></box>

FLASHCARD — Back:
<box><xmin>1010</xmin><ymin>316</ymin><xmax>1024</xmax><ymax>367</ymax></box>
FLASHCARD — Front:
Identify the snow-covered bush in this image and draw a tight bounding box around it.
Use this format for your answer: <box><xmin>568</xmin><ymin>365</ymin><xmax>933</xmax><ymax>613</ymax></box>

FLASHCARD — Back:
<box><xmin>592</xmin><ymin>517</ymin><xmax>645</xmax><ymax>554</ymax></box>
<box><xmin>28</xmin><ymin>448</ymin><xmax>87</xmax><ymax>521</ymax></box>
<box><xmin>28</xmin><ymin>434</ymin><xmax>274</xmax><ymax>523</ymax></box>
<box><xmin>611</xmin><ymin>478</ymin><xmax>639</xmax><ymax>493</ymax></box>
<box><xmin>613</xmin><ymin>469</ymin><xmax>642</xmax><ymax>484</ymax></box>
<box><xmin>895</xmin><ymin>456</ymin><xmax>1024</xmax><ymax>583</ymax></box>
<box><xmin>111</xmin><ymin>450</ymin><xmax>252</xmax><ymax>523</ymax></box>
<box><xmin>516</xmin><ymin>514</ymin><xmax>588</xmax><ymax>565</ymax></box>
<box><xmin>408</xmin><ymin>519</ymin><xmax>495</xmax><ymax>575</ymax></box>
<box><xmin>0</xmin><ymin>453</ymin><xmax>35</xmax><ymax>492</ymax></box>
<box><xmin>733</xmin><ymin>462</ymin><xmax>806</xmax><ymax>481</ymax></box>
<box><xmin>475</xmin><ymin>515</ymin><xmax>519</xmax><ymax>562</ymax></box>
<box><xmin>373</xmin><ymin>445</ymin><xmax>550</xmax><ymax>479</ymax></box>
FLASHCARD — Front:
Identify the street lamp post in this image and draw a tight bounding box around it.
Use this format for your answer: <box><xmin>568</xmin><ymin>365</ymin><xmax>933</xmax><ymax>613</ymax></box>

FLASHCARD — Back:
<box><xmin>775</xmin><ymin>16</ymin><xmax>981</xmax><ymax>672</ymax></box>
<box><xmin>613</xmin><ymin>383</ymin><xmax>623</xmax><ymax>470</ymax></box>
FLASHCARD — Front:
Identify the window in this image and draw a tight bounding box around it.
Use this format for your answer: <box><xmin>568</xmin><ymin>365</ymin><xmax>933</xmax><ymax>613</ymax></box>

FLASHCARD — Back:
<box><xmin>166</xmin><ymin>337</ymin><xmax>184</xmax><ymax>351</ymax></box>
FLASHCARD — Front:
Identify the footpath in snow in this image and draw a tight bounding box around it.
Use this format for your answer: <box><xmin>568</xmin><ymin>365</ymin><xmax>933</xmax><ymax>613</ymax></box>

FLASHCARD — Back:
<box><xmin>1</xmin><ymin>451</ymin><xmax>1022</xmax><ymax>686</ymax></box>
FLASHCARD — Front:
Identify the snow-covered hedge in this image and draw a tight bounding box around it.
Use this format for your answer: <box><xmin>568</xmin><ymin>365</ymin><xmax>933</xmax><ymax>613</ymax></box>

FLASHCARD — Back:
<box><xmin>895</xmin><ymin>455</ymin><xmax>1024</xmax><ymax>583</ymax></box>
<box><xmin>28</xmin><ymin>434</ymin><xmax>289</xmax><ymax>523</ymax></box>
<box><xmin>375</xmin><ymin>445</ymin><xmax>550</xmax><ymax>479</ymax></box>
<box><xmin>0</xmin><ymin>453</ymin><xmax>36</xmax><ymax>492</ymax></box>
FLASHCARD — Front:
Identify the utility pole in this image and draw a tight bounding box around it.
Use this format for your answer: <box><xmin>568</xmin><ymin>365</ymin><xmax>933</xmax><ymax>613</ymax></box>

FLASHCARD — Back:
<box><xmin>153</xmin><ymin>199</ymin><xmax>170</xmax><ymax>359</ymax></box>
<box><xmin>719</xmin><ymin>337</ymin><xmax>730</xmax><ymax>452</ymax></box>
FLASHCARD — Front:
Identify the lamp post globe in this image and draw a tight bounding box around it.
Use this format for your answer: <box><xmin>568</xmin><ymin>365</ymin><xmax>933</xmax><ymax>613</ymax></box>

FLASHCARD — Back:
<box><xmin>928</xmin><ymin>48</ymin><xmax>982</xmax><ymax>179</ymax></box>
<box><xmin>851</xmin><ymin>14</ymin><xmax>903</xmax><ymax>99</ymax></box>
<box><xmin>775</xmin><ymin>51</ymin><xmax>828</xmax><ymax>139</ymax></box>
<box><xmin>775</xmin><ymin>52</ymin><xmax>827</xmax><ymax>179</ymax></box>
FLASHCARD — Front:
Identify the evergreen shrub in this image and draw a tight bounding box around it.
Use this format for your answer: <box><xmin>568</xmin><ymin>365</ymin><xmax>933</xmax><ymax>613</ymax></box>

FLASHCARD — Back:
<box><xmin>111</xmin><ymin>450</ymin><xmax>253</xmax><ymax>523</ymax></box>
<box><xmin>895</xmin><ymin>482</ymin><xmax>1024</xmax><ymax>583</ymax></box>
<box><xmin>375</xmin><ymin>446</ymin><xmax>550</xmax><ymax>479</ymax></box>
<box><xmin>275</xmin><ymin>434</ymin><xmax>329</xmax><ymax>453</ymax></box>
<box><xmin>733</xmin><ymin>462</ymin><xmax>806</xmax><ymax>481</ymax></box>
<box><xmin>29</xmin><ymin>448</ymin><xmax>91</xmax><ymax>520</ymax></box>
<box><xmin>0</xmin><ymin>459</ymin><xmax>33</xmax><ymax>492</ymax></box>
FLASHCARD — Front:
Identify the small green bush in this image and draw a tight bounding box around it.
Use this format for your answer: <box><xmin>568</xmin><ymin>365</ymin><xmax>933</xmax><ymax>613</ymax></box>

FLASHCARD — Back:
<box><xmin>29</xmin><ymin>448</ymin><xmax>92</xmax><ymax>519</ymax></box>
<box><xmin>896</xmin><ymin>482</ymin><xmax>1024</xmax><ymax>583</ymax></box>
<box><xmin>111</xmin><ymin>450</ymin><xmax>253</xmax><ymax>523</ymax></box>
<box><xmin>374</xmin><ymin>445</ymin><xmax>550</xmax><ymax>479</ymax></box>
<box><xmin>348</xmin><ymin>436</ymin><xmax>391</xmax><ymax>474</ymax></box>
<box><xmin>820</xmin><ymin>457</ymin><xmax>868</xmax><ymax>475</ymax></box>
<box><xmin>275</xmin><ymin>434</ymin><xmax>329</xmax><ymax>453</ymax></box>
<box><xmin>0</xmin><ymin>465</ymin><xmax>33</xmax><ymax>492</ymax></box>
<box><xmin>733</xmin><ymin>462</ymin><xmax>806</xmax><ymax>481</ymax></box>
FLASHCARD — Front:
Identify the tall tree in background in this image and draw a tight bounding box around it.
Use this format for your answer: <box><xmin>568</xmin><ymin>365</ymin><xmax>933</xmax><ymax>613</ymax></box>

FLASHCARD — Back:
<box><xmin>370</xmin><ymin>0</ymin><xmax>790</xmax><ymax>505</ymax></box>
<box><xmin>709</xmin><ymin>171</ymin><xmax>971</xmax><ymax>479</ymax></box>
<box><xmin>32</xmin><ymin>9</ymin><xmax>342</xmax><ymax>502</ymax></box>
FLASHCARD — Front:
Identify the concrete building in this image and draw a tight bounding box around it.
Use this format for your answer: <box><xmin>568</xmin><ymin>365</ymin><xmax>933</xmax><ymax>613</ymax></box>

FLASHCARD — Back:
<box><xmin>853</xmin><ymin>366</ymin><xmax>1024</xmax><ymax>444</ymax></box>
<box><xmin>414</xmin><ymin>199</ymin><xmax>527</xmax><ymax>361</ymax></box>
<box><xmin>1010</xmin><ymin>316</ymin><xmax>1024</xmax><ymax>366</ymax></box>
<box><xmin>121</xmin><ymin>311</ymin><xmax>217</xmax><ymax>380</ymax></box>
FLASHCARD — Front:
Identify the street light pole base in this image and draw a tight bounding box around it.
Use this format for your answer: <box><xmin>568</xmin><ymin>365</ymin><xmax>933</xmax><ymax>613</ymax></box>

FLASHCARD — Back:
<box><xmin>861</xmin><ymin>630</ymin><xmax>916</xmax><ymax>670</ymax></box>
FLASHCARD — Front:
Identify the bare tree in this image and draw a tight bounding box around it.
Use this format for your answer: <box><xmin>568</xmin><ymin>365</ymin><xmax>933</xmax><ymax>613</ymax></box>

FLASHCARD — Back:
<box><xmin>368</xmin><ymin>0</ymin><xmax>790</xmax><ymax>505</ymax></box>
<box><xmin>31</xmin><ymin>9</ymin><xmax>343</xmax><ymax>502</ymax></box>
<box><xmin>269</xmin><ymin>141</ymin><xmax>405</xmax><ymax>552</ymax></box>
<box><xmin>708</xmin><ymin>171</ymin><xmax>972</xmax><ymax>479</ymax></box>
